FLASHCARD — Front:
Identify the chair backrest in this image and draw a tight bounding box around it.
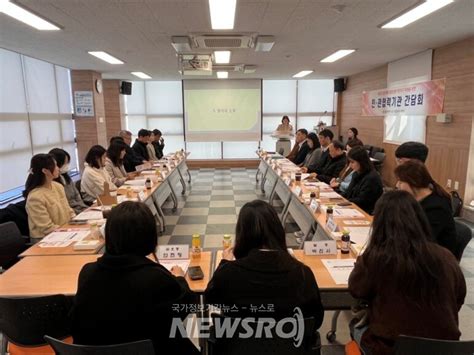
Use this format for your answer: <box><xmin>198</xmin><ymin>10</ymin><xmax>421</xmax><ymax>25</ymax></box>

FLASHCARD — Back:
<box><xmin>208</xmin><ymin>313</ymin><xmax>320</xmax><ymax>355</ymax></box>
<box><xmin>370</xmin><ymin>146</ymin><xmax>384</xmax><ymax>158</ymax></box>
<box><xmin>451</xmin><ymin>191</ymin><xmax>463</xmax><ymax>217</ymax></box>
<box><xmin>394</xmin><ymin>335</ymin><xmax>474</xmax><ymax>355</ymax></box>
<box><xmin>373</xmin><ymin>152</ymin><xmax>385</xmax><ymax>163</ymax></box>
<box><xmin>454</xmin><ymin>220</ymin><xmax>472</xmax><ymax>261</ymax></box>
<box><xmin>0</xmin><ymin>294</ymin><xmax>72</xmax><ymax>346</ymax></box>
<box><xmin>44</xmin><ymin>336</ymin><xmax>155</xmax><ymax>355</ymax></box>
<box><xmin>362</xmin><ymin>145</ymin><xmax>373</xmax><ymax>156</ymax></box>
<box><xmin>0</xmin><ymin>200</ymin><xmax>29</xmax><ymax>236</ymax></box>
<box><xmin>0</xmin><ymin>221</ymin><xmax>27</xmax><ymax>269</ymax></box>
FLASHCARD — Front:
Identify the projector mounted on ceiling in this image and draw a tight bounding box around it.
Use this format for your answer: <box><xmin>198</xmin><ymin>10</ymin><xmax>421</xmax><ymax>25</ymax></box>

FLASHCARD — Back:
<box><xmin>179</xmin><ymin>54</ymin><xmax>212</xmax><ymax>76</ymax></box>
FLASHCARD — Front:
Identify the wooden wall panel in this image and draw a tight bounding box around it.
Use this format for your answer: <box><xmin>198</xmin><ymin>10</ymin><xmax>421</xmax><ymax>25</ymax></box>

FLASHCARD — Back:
<box><xmin>339</xmin><ymin>37</ymin><xmax>474</xmax><ymax>198</ymax></box>
<box><xmin>71</xmin><ymin>70</ymin><xmax>107</xmax><ymax>171</ymax></box>
<box><xmin>103</xmin><ymin>80</ymin><xmax>124</xmax><ymax>141</ymax></box>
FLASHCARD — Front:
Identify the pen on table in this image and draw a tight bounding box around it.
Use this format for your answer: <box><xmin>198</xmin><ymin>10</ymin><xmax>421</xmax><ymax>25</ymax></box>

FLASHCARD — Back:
<box><xmin>68</xmin><ymin>232</ymin><xmax>78</xmax><ymax>240</ymax></box>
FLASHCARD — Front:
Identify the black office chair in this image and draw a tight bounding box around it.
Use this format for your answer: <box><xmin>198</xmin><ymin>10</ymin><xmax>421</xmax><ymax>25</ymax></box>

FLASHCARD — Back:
<box><xmin>454</xmin><ymin>220</ymin><xmax>472</xmax><ymax>261</ymax></box>
<box><xmin>207</xmin><ymin>313</ymin><xmax>321</xmax><ymax>355</ymax></box>
<box><xmin>362</xmin><ymin>145</ymin><xmax>373</xmax><ymax>156</ymax></box>
<box><xmin>0</xmin><ymin>200</ymin><xmax>30</xmax><ymax>237</ymax></box>
<box><xmin>370</xmin><ymin>146</ymin><xmax>384</xmax><ymax>158</ymax></box>
<box><xmin>44</xmin><ymin>336</ymin><xmax>155</xmax><ymax>355</ymax></box>
<box><xmin>0</xmin><ymin>221</ymin><xmax>29</xmax><ymax>271</ymax></box>
<box><xmin>394</xmin><ymin>335</ymin><xmax>474</xmax><ymax>355</ymax></box>
<box><xmin>372</xmin><ymin>151</ymin><xmax>385</xmax><ymax>173</ymax></box>
<box><xmin>0</xmin><ymin>295</ymin><xmax>72</xmax><ymax>352</ymax></box>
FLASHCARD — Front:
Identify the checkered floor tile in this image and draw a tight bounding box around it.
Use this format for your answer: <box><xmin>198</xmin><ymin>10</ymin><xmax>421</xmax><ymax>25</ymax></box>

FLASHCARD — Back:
<box><xmin>158</xmin><ymin>168</ymin><xmax>299</xmax><ymax>251</ymax></box>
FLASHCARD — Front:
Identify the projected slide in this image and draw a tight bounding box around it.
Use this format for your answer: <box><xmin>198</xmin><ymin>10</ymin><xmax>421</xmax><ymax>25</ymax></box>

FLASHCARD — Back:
<box><xmin>183</xmin><ymin>80</ymin><xmax>262</xmax><ymax>142</ymax></box>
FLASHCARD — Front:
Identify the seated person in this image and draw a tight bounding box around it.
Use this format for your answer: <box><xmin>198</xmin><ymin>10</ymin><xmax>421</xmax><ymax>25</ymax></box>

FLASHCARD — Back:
<box><xmin>395</xmin><ymin>141</ymin><xmax>429</xmax><ymax>164</ymax></box>
<box><xmin>71</xmin><ymin>201</ymin><xmax>198</xmax><ymax>354</ymax></box>
<box><xmin>346</xmin><ymin>127</ymin><xmax>363</xmax><ymax>146</ymax></box>
<box><xmin>152</xmin><ymin>129</ymin><xmax>165</xmax><ymax>159</ymax></box>
<box><xmin>286</xmin><ymin>129</ymin><xmax>309</xmax><ymax>165</ymax></box>
<box><xmin>49</xmin><ymin>148</ymin><xmax>88</xmax><ymax>214</ymax></box>
<box><xmin>330</xmin><ymin>139</ymin><xmax>364</xmax><ymax>193</ymax></box>
<box><xmin>81</xmin><ymin>145</ymin><xmax>116</xmax><ymax>203</ymax></box>
<box><xmin>205</xmin><ymin>199</ymin><xmax>324</xmax><ymax>323</ymax></box>
<box><xmin>147</xmin><ymin>130</ymin><xmax>158</xmax><ymax>161</ymax></box>
<box><xmin>24</xmin><ymin>154</ymin><xmax>75</xmax><ymax>239</ymax></box>
<box><xmin>132</xmin><ymin>129</ymin><xmax>151</xmax><ymax>162</ymax></box>
<box><xmin>118</xmin><ymin>130</ymin><xmax>145</xmax><ymax>172</ymax></box>
<box><xmin>305</xmin><ymin>140</ymin><xmax>346</xmax><ymax>183</ymax></box>
<box><xmin>341</xmin><ymin>146</ymin><xmax>383</xmax><ymax>214</ymax></box>
<box><xmin>395</xmin><ymin>160</ymin><xmax>457</xmax><ymax>257</ymax></box>
<box><xmin>105</xmin><ymin>141</ymin><xmax>138</xmax><ymax>187</ymax></box>
<box><xmin>306</xmin><ymin>129</ymin><xmax>333</xmax><ymax>173</ymax></box>
<box><xmin>300</xmin><ymin>132</ymin><xmax>322</xmax><ymax>169</ymax></box>
<box><xmin>349</xmin><ymin>191</ymin><xmax>466</xmax><ymax>355</ymax></box>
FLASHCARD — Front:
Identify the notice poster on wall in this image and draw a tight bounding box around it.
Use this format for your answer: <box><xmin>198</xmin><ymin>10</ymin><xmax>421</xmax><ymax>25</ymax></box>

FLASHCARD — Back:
<box><xmin>361</xmin><ymin>79</ymin><xmax>445</xmax><ymax>116</ymax></box>
<box><xmin>74</xmin><ymin>91</ymin><xmax>94</xmax><ymax>117</ymax></box>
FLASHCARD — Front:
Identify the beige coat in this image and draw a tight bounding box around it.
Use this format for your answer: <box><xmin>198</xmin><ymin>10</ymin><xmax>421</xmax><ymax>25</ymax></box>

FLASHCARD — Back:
<box><xmin>81</xmin><ymin>163</ymin><xmax>116</xmax><ymax>203</ymax></box>
<box><xmin>26</xmin><ymin>181</ymin><xmax>75</xmax><ymax>239</ymax></box>
<box><xmin>104</xmin><ymin>158</ymin><xmax>127</xmax><ymax>187</ymax></box>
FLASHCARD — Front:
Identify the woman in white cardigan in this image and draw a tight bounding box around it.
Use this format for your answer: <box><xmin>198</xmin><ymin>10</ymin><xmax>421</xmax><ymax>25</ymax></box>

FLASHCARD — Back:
<box><xmin>81</xmin><ymin>145</ymin><xmax>116</xmax><ymax>204</ymax></box>
<box><xmin>105</xmin><ymin>141</ymin><xmax>137</xmax><ymax>187</ymax></box>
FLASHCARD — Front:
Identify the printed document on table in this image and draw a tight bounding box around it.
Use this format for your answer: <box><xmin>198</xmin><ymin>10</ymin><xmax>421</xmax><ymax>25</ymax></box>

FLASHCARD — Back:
<box><xmin>320</xmin><ymin>191</ymin><xmax>342</xmax><ymax>199</ymax></box>
<box><xmin>74</xmin><ymin>211</ymin><xmax>103</xmax><ymax>220</ymax></box>
<box><xmin>39</xmin><ymin>231</ymin><xmax>90</xmax><ymax>248</ymax></box>
<box><xmin>336</xmin><ymin>227</ymin><xmax>371</xmax><ymax>245</ymax></box>
<box><xmin>160</xmin><ymin>259</ymin><xmax>191</xmax><ymax>274</ymax></box>
<box><xmin>333</xmin><ymin>208</ymin><xmax>364</xmax><ymax>218</ymax></box>
<box><xmin>322</xmin><ymin>259</ymin><xmax>356</xmax><ymax>285</ymax></box>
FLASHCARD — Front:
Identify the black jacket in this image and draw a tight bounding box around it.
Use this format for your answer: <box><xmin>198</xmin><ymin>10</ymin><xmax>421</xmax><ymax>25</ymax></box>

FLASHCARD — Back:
<box><xmin>71</xmin><ymin>254</ymin><xmax>198</xmax><ymax>354</ymax></box>
<box><xmin>342</xmin><ymin>170</ymin><xmax>383</xmax><ymax>214</ymax></box>
<box><xmin>123</xmin><ymin>146</ymin><xmax>143</xmax><ymax>172</ymax></box>
<box><xmin>132</xmin><ymin>139</ymin><xmax>150</xmax><ymax>162</ymax></box>
<box><xmin>313</xmin><ymin>153</ymin><xmax>346</xmax><ymax>183</ymax></box>
<box><xmin>294</xmin><ymin>141</ymin><xmax>310</xmax><ymax>165</ymax></box>
<box><xmin>205</xmin><ymin>249</ymin><xmax>324</xmax><ymax>324</ymax></box>
<box><xmin>152</xmin><ymin>140</ymin><xmax>165</xmax><ymax>159</ymax></box>
<box><xmin>420</xmin><ymin>193</ymin><xmax>457</xmax><ymax>257</ymax></box>
<box><xmin>308</xmin><ymin>148</ymin><xmax>330</xmax><ymax>174</ymax></box>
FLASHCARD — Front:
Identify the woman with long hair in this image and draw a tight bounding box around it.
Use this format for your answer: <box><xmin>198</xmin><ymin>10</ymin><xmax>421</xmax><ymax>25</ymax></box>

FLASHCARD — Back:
<box><xmin>104</xmin><ymin>141</ymin><xmax>137</xmax><ymax>188</ymax></box>
<box><xmin>330</xmin><ymin>139</ymin><xmax>364</xmax><ymax>193</ymax></box>
<box><xmin>394</xmin><ymin>160</ymin><xmax>457</xmax><ymax>256</ymax></box>
<box><xmin>349</xmin><ymin>190</ymin><xmax>465</xmax><ymax>354</ymax></box>
<box><xmin>81</xmin><ymin>145</ymin><xmax>116</xmax><ymax>203</ymax></box>
<box><xmin>49</xmin><ymin>148</ymin><xmax>88</xmax><ymax>214</ymax></box>
<box><xmin>341</xmin><ymin>146</ymin><xmax>383</xmax><ymax>214</ymax></box>
<box><xmin>300</xmin><ymin>132</ymin><xmax>322</xmax><ymax>168</ymax></box>
<box><xmin>24</xmin><ymin>154</ymin><xmax>75</xmax><ymax>239</ymax></box>
<box><xmin>205</xmin><ymin>200</ymin><xmax>324</xmax><ymax>323</ymax></box>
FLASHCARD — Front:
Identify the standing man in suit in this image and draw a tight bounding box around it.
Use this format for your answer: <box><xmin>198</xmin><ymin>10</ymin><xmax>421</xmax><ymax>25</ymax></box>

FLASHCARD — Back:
<box><xmin>286</xmin><ymin>129</ymin><xmax>309</xmax><ymax>165</ymax></box>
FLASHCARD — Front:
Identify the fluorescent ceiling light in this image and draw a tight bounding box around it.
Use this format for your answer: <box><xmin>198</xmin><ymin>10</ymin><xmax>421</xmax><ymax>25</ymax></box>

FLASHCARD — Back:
<box><xmin>88</xmin><ymin>51</ymin><xmax>124</xmax><ymax>65</ymax></box>
<box><xmin>217</xmin><ymin>71</ymin><xmax>228</xmax><ymax>79</ymax></box>
<box><xmin>382</xmin><ymin>0</ymin><xmax>453</xmax><ymax>29</ymax></box>
<box><xmin>131</xmin><ymin>72</ymin><xmax>151</xmax><ymax>79</ymax></box>
<box><xmin>293</xmin><ymin>70</ymin><xmax>313</xmax><ymax>78</ymax></box>
<box><xmin>320</xmin><ymin>49</ymin><xmax>355</xmax><ymax>63</ymax></box>
<box><xmin>209</xmin><ymin>0</ymin><xmax>236</xmax><ymax>30</ymax></box>
<box><xmin>214</xmin><ymin>51</ymin><xmax>231</xmax><ymax>64</ymax></box>
<box><xmin>0</xmin><ymin>0</ymin><xmax>60</xmax><ymax>30</ymax></box>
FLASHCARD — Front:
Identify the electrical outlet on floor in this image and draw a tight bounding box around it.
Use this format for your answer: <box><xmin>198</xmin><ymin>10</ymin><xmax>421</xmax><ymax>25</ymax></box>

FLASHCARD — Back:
<box><xmin>447</xmin><ymin>179</ymin><xmax>452</xmax><ymax>188</ymax></box>
<box><xmin>454</xmin><ymin>181</ymin><xmax>459</xmax><ymax>190</ymax></box>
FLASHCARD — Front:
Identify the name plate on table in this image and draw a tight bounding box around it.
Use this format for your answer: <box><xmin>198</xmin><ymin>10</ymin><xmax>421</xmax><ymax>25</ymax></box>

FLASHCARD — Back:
<box><xmin>293</xmin><ymin>186</ymin><xmax>302</xmax><ymax>197</ymax></box>
<box><xmin>138</xmin><ymin>190</ymin><xmax>146</xmax><ymax>201</ymax></box>
<box><xmin>284</xmin><ymin>178</ymin><xmax>291</xmax><ymax>186</ymax></box>
<box><xmin>326</xmin><ymin>218</ymin><xmax>338</xmax><ymax>233</ymax></box>
<box><xmin>304</xmin><ymin>241</ymin><xmax>337</xmax><ymax>255</ymax></box>
<box><xmin>161</xmin><ymin>171</ymin><xmax>167</xmax><ymax>179</ymax></box>
<box><xmin>310</xmin><ymin>199</ymin><xmax>320</xmax><ymax>213</ymax></box>
<box><xmin>158</xmin><ymin>245</ymin><xmax>189</xmax><ymax>259</ymax></box>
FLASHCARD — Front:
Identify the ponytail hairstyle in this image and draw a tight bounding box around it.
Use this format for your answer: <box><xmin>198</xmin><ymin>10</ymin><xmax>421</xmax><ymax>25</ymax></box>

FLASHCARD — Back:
<box><xmin>23</xmin><ymin>154</ymin><xmax>57</xmax><ymax>198</ymax></box>
<box><xmin>394</xmin><ymin>160</ymin><xmax>450</xmax><ymax>200</ymax></box>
